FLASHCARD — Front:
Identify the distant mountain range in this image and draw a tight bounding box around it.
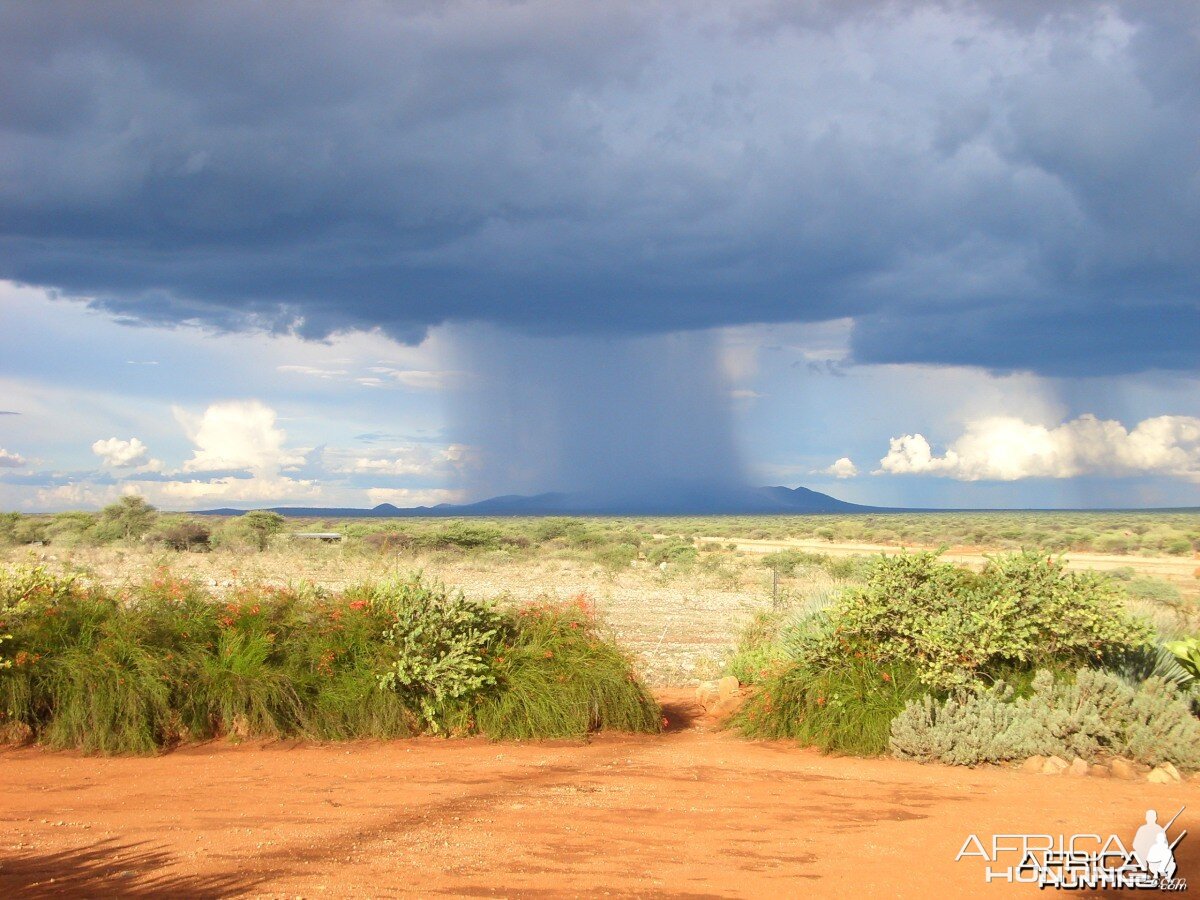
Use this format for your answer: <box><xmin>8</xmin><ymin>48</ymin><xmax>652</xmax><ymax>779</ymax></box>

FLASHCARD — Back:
<box><xmin>194</xmin><ymin>485</ymin><xmax>884</xmax><ymax>518</ymax></box>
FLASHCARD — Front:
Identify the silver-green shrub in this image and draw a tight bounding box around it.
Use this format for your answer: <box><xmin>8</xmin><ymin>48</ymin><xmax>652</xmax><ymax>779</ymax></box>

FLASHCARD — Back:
<box><xmin>890</xmin><ymin>669</ymin><xmax>1200</xmax><ymax>768</ymax></box>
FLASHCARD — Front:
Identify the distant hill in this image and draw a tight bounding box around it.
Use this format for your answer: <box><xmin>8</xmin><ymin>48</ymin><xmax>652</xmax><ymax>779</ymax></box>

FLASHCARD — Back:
<box><xmin>193</xmin><ymin>485</ymin><xmax>885</xmax><ymax>518</ymax></box>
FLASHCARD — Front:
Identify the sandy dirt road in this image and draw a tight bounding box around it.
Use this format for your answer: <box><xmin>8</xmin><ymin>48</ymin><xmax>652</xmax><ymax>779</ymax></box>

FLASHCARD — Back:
<box><xmin>2</xmin><ymin>694</ymin><xmax>1197</xmax><ymax>899</ymax></box>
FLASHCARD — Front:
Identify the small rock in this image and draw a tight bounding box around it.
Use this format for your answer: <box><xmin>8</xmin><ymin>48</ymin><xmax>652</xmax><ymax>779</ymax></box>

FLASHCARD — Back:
<box><xmin>1089</xmin><ymin>764</ymin><xmax>1111</xmax><ymax>778</ymax></box>
<box><xmin>717</xmin><ymin>675</ymin><xmax>740</xmax><ymax>699</ymax></box>
<box><xmin>1159</xmin><ymin>762</ymin><xmax>1182</xmax><ymax>782</ymax></box>
<box><xmin>1068</xmin><ymin>757</ymin><xmax>1089</xmax><ymax>777</ymax></box>
<box><xmin>1110</xmin><ymin>758</ymin><xmax>1137</xmax><ymax>780</ymax></box>
<box><xmin>707</xmin><ymin>695</ymin><xmax>742</xmax><ymax>719</ymax></box>
<box><xmin>1041</xmin><ymin>756</ymin><xmax>1069</xmax><ymax>776</ymax></box>
<box><xmin>1147</xmin><ymin>767</ymin><xmax>1175</xmax><ymax>784</ymax></box>
<box><xmin>1021</xmin><ymin>756</ymin><xmax>1047</xmax><ymax>774</ymax></box>
<box><xmin>695</xmin><ymin>681</ymin><xmax>719</xmax><ymax>706</ymax></box>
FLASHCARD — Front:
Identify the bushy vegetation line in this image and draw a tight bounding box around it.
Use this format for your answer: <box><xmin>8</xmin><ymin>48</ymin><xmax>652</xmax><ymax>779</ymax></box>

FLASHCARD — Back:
<box><xmin>6</xmin><ymin>502</ymin><xmax>1199</xmax><ymax>567</ymax></box>
<box><xmin>733</xmin><ymin>550</ymin><xmax>1200</xmax><ymax>767</ymax></box>
<box><xmin>0</xmin><ymin>566</ymin><xmax>659</xmax><ymax>754</ymax></box>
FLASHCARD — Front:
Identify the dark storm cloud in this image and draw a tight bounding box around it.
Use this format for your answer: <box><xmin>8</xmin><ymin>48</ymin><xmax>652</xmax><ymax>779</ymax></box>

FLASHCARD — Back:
<box><xmin>1</xmin><ymin>1</ymin><xmax>1197</xmax><ymax>375</ymax></box>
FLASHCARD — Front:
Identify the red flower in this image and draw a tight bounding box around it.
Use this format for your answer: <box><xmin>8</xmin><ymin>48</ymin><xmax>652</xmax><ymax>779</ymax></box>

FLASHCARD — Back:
<box><xmin>816</xmin><ymin>696</ymin><xmax>826</xmax><ymax>707</ymax></box>
<box><xmin>348</xmin><ymin>600</ymin><xmax>368</xmax><ymax>611</ymax></box>
<box><xmin>881</xmin><ymin>672</ymin><xmax>892</xmax><ymax>683</ymax></box>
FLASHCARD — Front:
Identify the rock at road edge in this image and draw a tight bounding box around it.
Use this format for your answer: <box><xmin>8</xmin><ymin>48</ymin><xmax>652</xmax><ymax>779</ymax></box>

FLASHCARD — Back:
<box><xmin>1041</xmin><ymin>756</ymin><xmax>1069</xmax><ymax>776</ymax></box>
<box><xmin>1159</xmin><ymin>762</ymin><xmax>1182</xmax><ymax>782</ymax></box>
<box><xmin>1021</xmin><ymin>756</ymin><xmax>1047</xmax><ymax>774</ymax></box>
<box><xmin>1067</xmin><ymin>758</ymin><xmax>1090</xmax><ymax>777</ymax></box>
<box><xmin>1089</xmin><ymin>764</ymin><xmax>1111</xmax><ymax>777</ymax></box>
<box><xmin>1147</xmin><ymin>767</ymin><xmax>1176</xmax><ymax>784</ymax></box>
<box><xmin>695</xmin><ymin>682</ymin><xmax>719</xmax><ymax>707</ymax></box>
<box><xmin>717</xmin><ymin>676</ymin><xmax>740</xmax><ymax>699</ymax></box>
<box><xmin>1110</xmin><ymin>758</ymin><xmax>1138</xmax><ymax>780</ymax></box>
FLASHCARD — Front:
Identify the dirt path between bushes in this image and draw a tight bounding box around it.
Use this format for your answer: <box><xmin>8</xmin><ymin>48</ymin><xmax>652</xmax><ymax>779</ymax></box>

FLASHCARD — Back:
<box><xmin>2</xmin><ymin>693</ymin><xmax>1198</xmax><ymax>899</ymax></box>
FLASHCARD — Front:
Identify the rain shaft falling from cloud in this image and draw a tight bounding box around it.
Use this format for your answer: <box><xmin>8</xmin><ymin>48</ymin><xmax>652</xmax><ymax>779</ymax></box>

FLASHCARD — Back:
<box><xmin>450</xmin><ymin>328</ymin><xmax>746</xmax><ymax>508</ymax></box>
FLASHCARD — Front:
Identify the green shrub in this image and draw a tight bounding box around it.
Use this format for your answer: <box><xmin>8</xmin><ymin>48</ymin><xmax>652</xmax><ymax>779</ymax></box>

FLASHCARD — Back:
<box><xmin>45</xmin><ymin>512</ymin><xmax>99</xmax><ymax>547</ymax></box>
<box><xmin>594</xmin><ymin>543</ymin><xmax>638</xmax><ymax>572</ymax></box>
<box><xmin>1165</xmin><ymin>537</ymin><xmax>1193</xmax><ymax>556</ymax></box>
<box><xmin>420</xmin><ymin>522</ymin><xmax>506</xmax><ymax>552</ymax></box>
<box><xmin>734</xmin><ymin>658</ymin><xmax>925</xmax><ymax>755</ymax></box>
<box><xmin>822</xmin><ymin>555</ymin><xmax>875</xmax><ymax>580</ymax></box>
<box><xmin>236</xmin><ymin>510</ymin><xmax>287</xmax><ymax>551</ymax></box>
<box><xmin>153</xmin><ymin>521</ymin><xmax>212</xmax><ymax>552</ymax></box>
<box><xmin>890</xmin><ymin>669</ymin><xmax>1200</xmax><ymax>769</ymax></box>
<box><xmin>93</xmin><ymin>496</ymin><xmax>158</xmax><ymax>543</ymax></box>
<box><xmin>806</xmin><ymin>550</ymin><xmax>1151</xmax><ymax>690</ymax></box>
<box><xmin>760</xmin><ymin>550</ymin><xmax>826</xmax><ymax>577</ymax></box>
<box><xmin>646</xmin><ymin>540</ymin><xmax>697</xmax><ymax>566</ymax></box>
<box><xmin>1122</xmin><ymin>577</ymin><xmax>1182</xmax><ymax>606</ymax></box>
<box><xmin>370</xmin><ymin>575</ymin><xmax>505</xmax><ymax>732</ymax></box>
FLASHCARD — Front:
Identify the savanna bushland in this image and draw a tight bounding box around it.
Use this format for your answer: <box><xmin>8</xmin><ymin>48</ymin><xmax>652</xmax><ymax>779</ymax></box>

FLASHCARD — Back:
<box><xmin>2</xmin><ymin>502</ymin><xmax>1198</xmax><ymax>764</ymax></box>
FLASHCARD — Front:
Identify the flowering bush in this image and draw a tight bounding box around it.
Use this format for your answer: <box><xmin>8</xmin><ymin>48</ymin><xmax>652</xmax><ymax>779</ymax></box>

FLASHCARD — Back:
<box><xmin>0</xmin><ymin>565</ymin><xmax>659</xmax><ymax>752</ymax></box>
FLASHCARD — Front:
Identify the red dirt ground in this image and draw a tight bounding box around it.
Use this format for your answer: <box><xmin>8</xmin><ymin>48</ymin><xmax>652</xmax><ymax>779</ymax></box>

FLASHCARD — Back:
<box><xmin>2</xmin><ymin>692</ymin><xmax>1198</xmax><ymax>898</ymax></box>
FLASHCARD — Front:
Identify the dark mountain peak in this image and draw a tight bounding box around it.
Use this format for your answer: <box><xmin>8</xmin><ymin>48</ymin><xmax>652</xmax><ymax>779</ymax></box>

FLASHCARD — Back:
<box><xmin>193</xmin><ymin>485</ymin><xmax>884</xmax><ymax>517</ymax></box>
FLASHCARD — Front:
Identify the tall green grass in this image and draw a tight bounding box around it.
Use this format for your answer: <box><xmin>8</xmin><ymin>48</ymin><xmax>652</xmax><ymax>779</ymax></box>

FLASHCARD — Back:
<box><xmin>0</xmin><ymin>566</ymin><xmax>659</xmax><ymax>753</ymax></box>
<box><xmin>474</xmin><ymin>598</ymin><xmax>661</xmax><ymax>739</ymax></box>
<box><xmin>733</xmin><ymin>658</ymin><xmax>925</xmax><ymax>755</ymax></box>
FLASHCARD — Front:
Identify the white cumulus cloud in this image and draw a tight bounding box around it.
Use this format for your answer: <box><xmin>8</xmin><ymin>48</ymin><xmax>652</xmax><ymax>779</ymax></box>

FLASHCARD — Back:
<box><xmin>0</xmin><ymin>447</ymin><xmax>26</xmax><ymax>467</ymax></box>
<box><xmin>876</xmin><ymin>415</ymin><xmax>1200</xmax><ymax>482</ymax></box>
<box><xmin>174</xmin><ymin>400</ymin><xmax>306</xmax><ymax>474</ymax></box>
<box><xmin>91</xmin><ymin>436</ymin><xmax>159</xmax><ymax>469</ymax></box>
<box><xmin>819</xmin><ymin>457</ymin><xmax>859</xmax><ymax>479</ymax></box>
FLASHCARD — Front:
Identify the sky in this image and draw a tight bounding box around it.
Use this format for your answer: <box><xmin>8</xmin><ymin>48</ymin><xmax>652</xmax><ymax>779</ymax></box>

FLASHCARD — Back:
<box><xmin>1</xmin><ymin>0</ymin><xmax>1198</xmax><ymax>512</ymax></box>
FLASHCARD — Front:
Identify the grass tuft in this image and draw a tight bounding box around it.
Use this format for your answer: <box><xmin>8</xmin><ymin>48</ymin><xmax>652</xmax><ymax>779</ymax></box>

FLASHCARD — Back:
<box><xmin>732</xmin><ymin>658</ymin><xmax>925</xmax><ymax>756</ymax></box>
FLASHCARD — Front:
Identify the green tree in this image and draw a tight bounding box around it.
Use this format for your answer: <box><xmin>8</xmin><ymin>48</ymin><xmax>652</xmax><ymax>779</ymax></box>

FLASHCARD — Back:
<box><xmin>239</xmin><ymin>510</ymin><xmax>286</xmax><ymax>551</ymax></box>
<box><xmin>95</xmin><ymin>495</ymin><xmax>157</xmax><ymax>542</ymax></box>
